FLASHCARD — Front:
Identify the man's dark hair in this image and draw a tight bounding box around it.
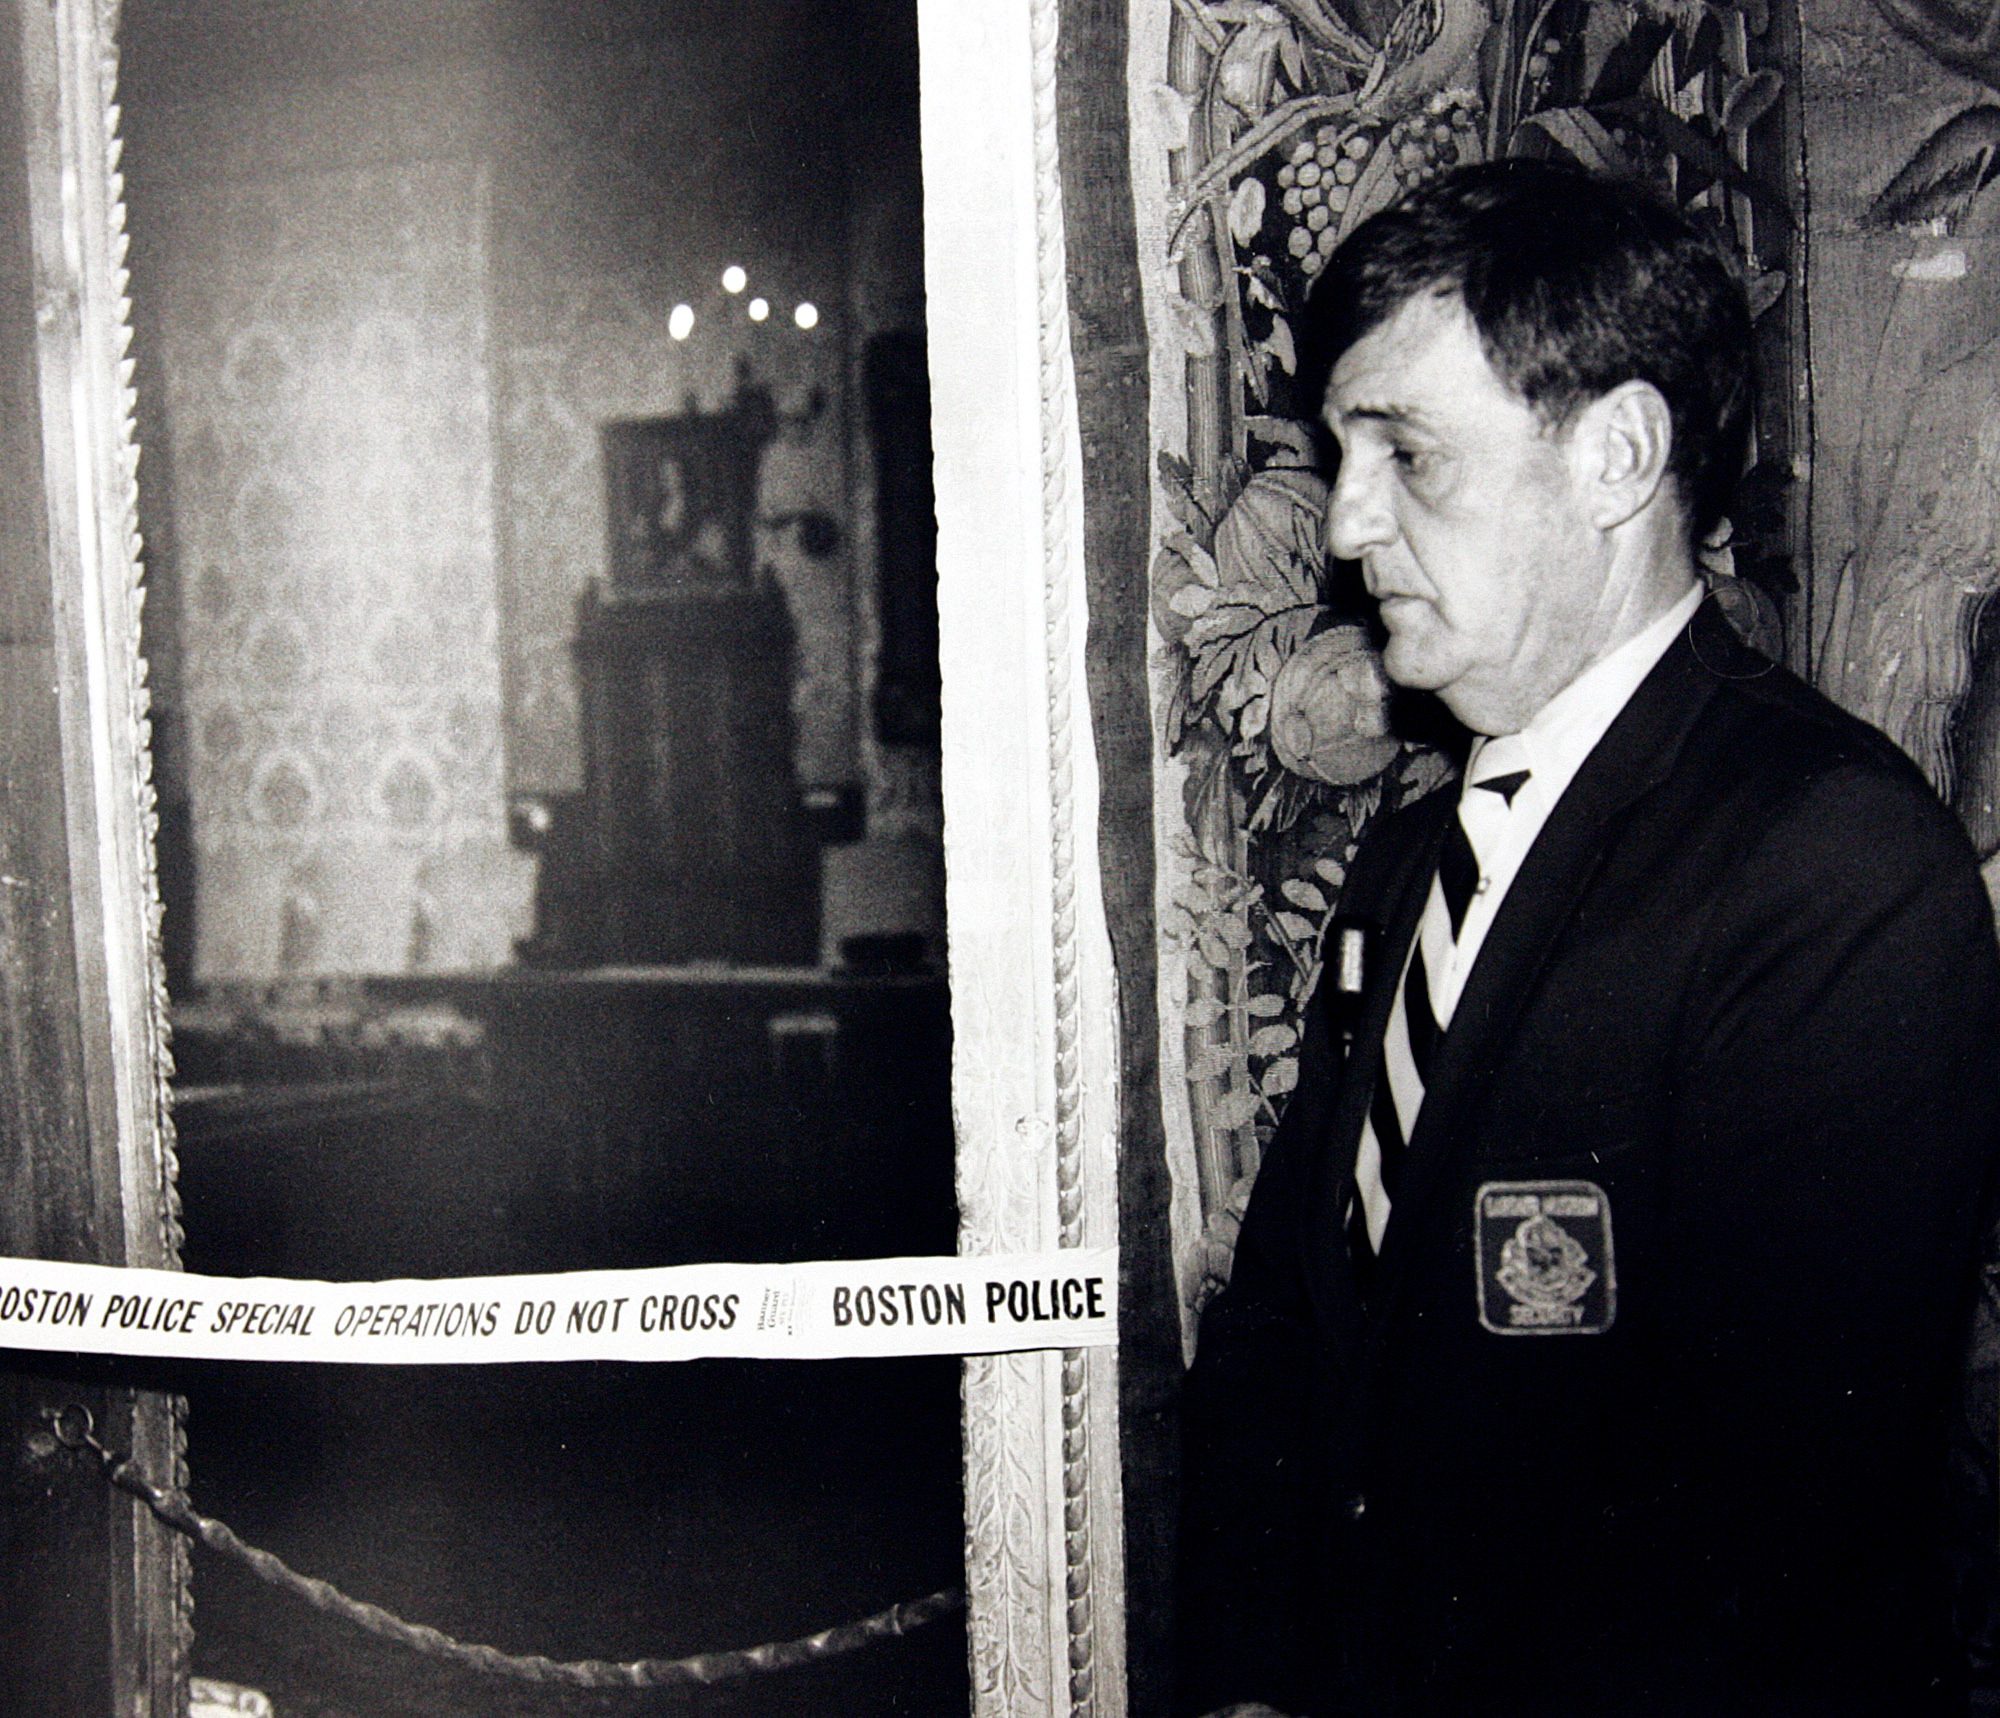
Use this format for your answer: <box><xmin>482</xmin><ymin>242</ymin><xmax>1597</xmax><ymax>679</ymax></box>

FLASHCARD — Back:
<box><xmin>1302</xmin><ymin>158</ymin><xmax>1754</xmax><ymax>542</ymax></box>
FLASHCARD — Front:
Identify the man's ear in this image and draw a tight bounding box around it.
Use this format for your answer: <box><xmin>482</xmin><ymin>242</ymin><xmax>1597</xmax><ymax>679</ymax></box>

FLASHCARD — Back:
<box><xmin>1568</xmin><ymin>380</ymin><xmax>1673</xmax><ymax>531</ymax></box>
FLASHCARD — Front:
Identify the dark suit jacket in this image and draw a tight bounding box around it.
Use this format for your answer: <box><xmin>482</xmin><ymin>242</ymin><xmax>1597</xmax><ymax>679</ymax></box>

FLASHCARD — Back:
<box><xmin>1177</xmin><ymin>607</ymin><xmax>2000</xmax><ymax>1717</ymax></box>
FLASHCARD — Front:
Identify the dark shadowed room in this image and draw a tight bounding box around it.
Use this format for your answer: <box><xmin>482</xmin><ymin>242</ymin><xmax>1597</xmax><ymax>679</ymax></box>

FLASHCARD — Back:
<box><xmin>115</xmin><ymin>1</ymin><xmax>963</xmax><ymax>1711</ymax></box>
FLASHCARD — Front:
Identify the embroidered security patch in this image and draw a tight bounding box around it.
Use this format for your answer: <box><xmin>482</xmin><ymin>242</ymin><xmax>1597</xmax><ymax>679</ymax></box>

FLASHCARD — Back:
<box><xmin>1475</xmin><ymin>1180</ymin><xmax>1616</xmax><ymax>1335</ymax></box>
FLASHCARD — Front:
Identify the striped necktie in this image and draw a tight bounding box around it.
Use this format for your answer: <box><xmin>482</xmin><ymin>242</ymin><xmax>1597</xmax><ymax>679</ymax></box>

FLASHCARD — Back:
<box><xmin>1350</xmin><ymin>754</ymin><xmax>1531</xmax><ymax>1265</ymax></box>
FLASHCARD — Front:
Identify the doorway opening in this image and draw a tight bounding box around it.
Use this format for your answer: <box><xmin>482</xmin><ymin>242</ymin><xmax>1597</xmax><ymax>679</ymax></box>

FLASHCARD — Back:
<box><xmin>117</xmin><ymin>2</ymin><xmax>961</xmax><ymax>1711</ymax></box>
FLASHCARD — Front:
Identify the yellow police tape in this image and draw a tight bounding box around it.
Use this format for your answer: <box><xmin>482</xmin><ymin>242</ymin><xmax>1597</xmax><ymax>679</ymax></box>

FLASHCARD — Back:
<box><xmin>0</xmin><ymin>1249</ymin><xmax>1117</xmax><ymax>1364</ymax></box>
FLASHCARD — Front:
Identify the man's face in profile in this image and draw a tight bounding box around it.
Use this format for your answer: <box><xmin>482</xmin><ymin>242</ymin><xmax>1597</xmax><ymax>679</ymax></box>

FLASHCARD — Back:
<box><xmin>1321</xmin><ymin>291</ymin><xmax>1611</xmax><ymax>734</ymax></box>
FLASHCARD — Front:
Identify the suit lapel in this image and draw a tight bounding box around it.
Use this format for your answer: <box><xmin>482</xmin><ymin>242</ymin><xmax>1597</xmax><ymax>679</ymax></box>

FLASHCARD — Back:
<box><xmin>1370</xmin><ymin>610</ymin><xmax>1735</xmax><ymax>1288</ymax></box>
<box><xmin>1303</xmin><ymin>783</ymin><xmax>1452</xmax><ymax>1345</ymax></box>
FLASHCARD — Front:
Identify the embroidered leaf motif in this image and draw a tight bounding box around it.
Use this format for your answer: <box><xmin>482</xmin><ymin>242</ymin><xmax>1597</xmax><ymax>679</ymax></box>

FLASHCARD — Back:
<box><xmin>1244</xmin><ymin>258</ymin><xmax>1288</xmax><ymax>312</ymax></box>
<box><xmin>1184</xmin><ymin>994</ymin><xmax>1229</xmax><ymax>1028</ymax></box>
<box><xmin>1185</xmin><ymin>471</ymin><xmax>1330</xmax><ymax>762</ymax></box>
<box><xmin>1229</xmin><ymin>176</ymin><xmax>1269</xmax><ymax>246</ymax></box>
<box><xmin>1274</xmin><ymin>910</ymin><xmax>1318</xmax><ymax>943</ymax></box>
<box><xmin>1720</xmin><ymin>68</ymin><xmax>1783</xmax><ymax>135</ymax></box>
<box><xmin>1249</xmin><ymin>1024</ymin><xmax>1299</xmax><ymax>1057</ymax></box>
<box><xmin>1211</xmin><ymin>913</ymin><xmax>1254</xmax><ymax>950</ymax></box>
<box><xmin>1395</xmin><ymin>745</ymin><xmax>1456</xmax><ymax>806</ymax></box>
<box><xmin>1151</xmin><ymin>82</ymin><xmax>1196</xmax><ymax>151</ymax></box>
<box><xmin>1516</xmin><ymin>107</ymin><xmax>1633</xmax><ymax>177</ymax></box>
<box><xmin>1334</xmin><ymin>136</ymin><xmax>1402</xmax><ymax>241</ymax></box>
<box><xmin>1262</xmin><ymin>316</ymin><xmax>1297</xmax><ymax>377</ymax></box>
<box><xmin>1280</xmin><ymin>877</ymin><xmax>1329</xmax><ymax>912</ymax></box>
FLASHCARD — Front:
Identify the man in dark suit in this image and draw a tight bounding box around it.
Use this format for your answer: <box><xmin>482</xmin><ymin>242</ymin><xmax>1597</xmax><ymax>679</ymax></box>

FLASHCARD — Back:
<box><xmin>1176</xmin><ymin>160</ymin><xmax>2000</xmax><ymax>1716</ymax></box>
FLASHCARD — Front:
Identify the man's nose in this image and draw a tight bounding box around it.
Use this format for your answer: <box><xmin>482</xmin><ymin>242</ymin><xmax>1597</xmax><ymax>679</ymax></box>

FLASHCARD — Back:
<box><xmin>1325</xmin><ymin>455</ymin><xmax>1393</xmax><ymax>564</ymax></box>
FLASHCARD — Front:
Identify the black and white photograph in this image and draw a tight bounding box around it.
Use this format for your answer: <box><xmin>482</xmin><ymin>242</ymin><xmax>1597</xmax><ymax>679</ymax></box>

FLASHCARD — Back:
<box><xmin>8</xmin><ymin>1</ymin><xmax>2000</xmax><ymax>1715</ymax></box>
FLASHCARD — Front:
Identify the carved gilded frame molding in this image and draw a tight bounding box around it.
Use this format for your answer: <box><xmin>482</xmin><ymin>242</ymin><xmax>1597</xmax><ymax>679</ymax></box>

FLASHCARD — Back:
<box><xmin>43</xmin><ymin>0</ymin><xmax>176</xmax><ymax>1257</ymax></box>
<box><xmin>921</xmin><ymin>4</ymin><xmax>1129</xmax><ymax>1712</ymax></box>
<box><xmin>39</xmin><ymin>0</ymin><xmax>1122</xmax><ymax>1706</ymax></box>
<box><xmin>7</xmin><ymin>0</ymin><xmax>186</xmax><ymax>1706</ymax></box>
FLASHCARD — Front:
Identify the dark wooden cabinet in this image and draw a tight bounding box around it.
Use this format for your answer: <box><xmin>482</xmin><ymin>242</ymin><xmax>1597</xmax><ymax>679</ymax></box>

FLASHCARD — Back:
<box><xmin>519</xmin><ymin>383</ymin><xmax>822</xmax><ymax>968</ymax></box>
<box><xmin>571</xmin><ymin>581</ymin><xmax>819</xmax><ymax>965</ymax></box>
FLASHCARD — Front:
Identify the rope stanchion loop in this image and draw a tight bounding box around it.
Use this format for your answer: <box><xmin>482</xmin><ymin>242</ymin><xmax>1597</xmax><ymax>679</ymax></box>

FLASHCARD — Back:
<box><xmin>45</xmin><ymin>1405</ymin><xmax>963</xmax><ymax>1692</ymax></box>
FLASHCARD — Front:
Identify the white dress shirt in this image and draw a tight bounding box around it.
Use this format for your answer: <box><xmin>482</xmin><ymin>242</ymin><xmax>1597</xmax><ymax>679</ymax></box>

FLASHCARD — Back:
<box><xmin>1421</xmin><ymin>582</ymin><xmax>1705</xmax><ymax>1026</ymax></box>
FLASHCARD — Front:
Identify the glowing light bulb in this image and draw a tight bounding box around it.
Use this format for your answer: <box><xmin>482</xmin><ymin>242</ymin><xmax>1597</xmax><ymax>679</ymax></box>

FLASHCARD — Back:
<box><xmin>747</xmin><ymin>297</ymin><xmax>770</xmax><ymax>323</ymax></box>
<box><xmin>793</xmin><ymin>302</ymin><xmax>819</xmax><ymax>330</ymax></box>
<box><xmin>721</xmin><ymin>265</ymin><xmax>747</xmax><ymax>294</ymax></box>
<box><xmin>668</xmin><ymin>303</ymin><xmax>695</xmax><ymax>341</ymax></box>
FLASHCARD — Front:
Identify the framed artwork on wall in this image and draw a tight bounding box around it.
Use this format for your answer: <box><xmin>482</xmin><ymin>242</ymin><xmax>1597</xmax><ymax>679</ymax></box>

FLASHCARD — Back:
<box><xmin>601</xmin><ymin>382</ymin><xmax>777</xmax><ymax>595</ymax></box>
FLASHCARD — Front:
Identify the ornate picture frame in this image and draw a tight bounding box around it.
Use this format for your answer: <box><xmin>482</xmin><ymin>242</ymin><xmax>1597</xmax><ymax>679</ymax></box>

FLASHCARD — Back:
<box><xmin>0</xmin><ymin>0</ymin><xmax>188</xmax><ymax>1706</ymax></box>
<box><xmin>919</xmin><ymin>6</ymin><xmax>1130</xmax><ymax>1710</ymax></box>
<box><xmin>28</xmin><ymin>0</ymin><xmax>1128</xmax><ymax>1708</ymax></box>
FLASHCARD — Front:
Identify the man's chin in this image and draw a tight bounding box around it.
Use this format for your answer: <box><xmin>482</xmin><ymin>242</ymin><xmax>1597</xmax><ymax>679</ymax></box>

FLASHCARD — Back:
<box><xmin>1379</xmin><ymin>636</ymin><xmax>1452</xmax><ymax>695</ymax></box>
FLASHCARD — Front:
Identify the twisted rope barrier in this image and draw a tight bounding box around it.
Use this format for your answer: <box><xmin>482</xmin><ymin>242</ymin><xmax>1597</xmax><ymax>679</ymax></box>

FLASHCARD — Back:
<box><xmin>48</xmin><ymin>1405</ymin><xmax>961</xmax><ymax>1692</ymax></box>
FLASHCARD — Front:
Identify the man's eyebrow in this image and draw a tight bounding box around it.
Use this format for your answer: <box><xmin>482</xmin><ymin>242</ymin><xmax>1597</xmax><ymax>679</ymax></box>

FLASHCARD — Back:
<box><xmin>1327</xmin><ymin>400</ymin><xmax>1432</xmax><ymax>431</ymax></box>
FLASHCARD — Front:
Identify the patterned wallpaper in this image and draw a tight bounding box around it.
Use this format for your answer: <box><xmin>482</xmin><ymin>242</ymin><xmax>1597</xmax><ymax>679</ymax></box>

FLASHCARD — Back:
<box><xmin>149</xmin><ymin>157</ymin><xmax>532</xmax><ymax>977</ymax></box>
<box><xmin>126</xmin><ymin>36</ymin><xmax>937</xmax><ymax>977</ymax></box>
